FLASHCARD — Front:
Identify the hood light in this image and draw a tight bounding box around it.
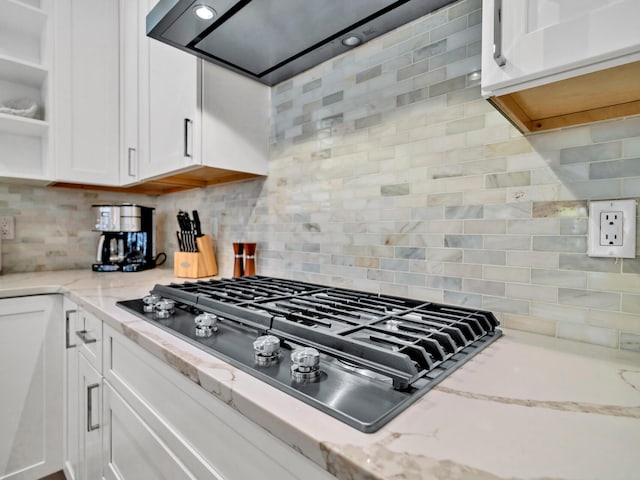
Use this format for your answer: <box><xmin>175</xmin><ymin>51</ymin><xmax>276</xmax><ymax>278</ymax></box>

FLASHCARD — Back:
<box><xmin>193</xmin><ymin>5</ymin><xmax>216</xmax><ymax>20</ymax></box>
<box><xmin>341</xmin><ymin>35</ymin><xmax>362</xmax><ymax>47</ymax></box>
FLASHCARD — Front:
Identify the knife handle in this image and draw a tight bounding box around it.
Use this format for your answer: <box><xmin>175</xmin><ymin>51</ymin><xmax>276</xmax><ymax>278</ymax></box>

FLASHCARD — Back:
<box><xmin>192</xmin><ymin>210</ymin><xmax>202</xmax><ymax>237</ymax></box>
<box><xmin>176</xmin><ymin>231</ymin><xmax>184</xmax><ymax>251</ymax></box>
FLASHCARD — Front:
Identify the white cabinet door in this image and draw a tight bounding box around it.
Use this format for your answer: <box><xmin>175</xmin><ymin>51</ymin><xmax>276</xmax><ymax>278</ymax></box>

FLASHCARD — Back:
<box><xmin>481</xmin><ymin>0</ymin><xmax>640</xmax><ymax>95</ymax></box>
<box><xmin>53</xmin><ymin>0</ymin><xmax>121</xmax><ymax>185</ymax></box>
<box><xmin>0</xmin><ymin>295</ymin><xmax>62</xmax><ymax>480</ymax></box>
<box><xmin>201</xmin><ymin>62</ymin><xmax>269</xmax><ymax>176</ymax></box>
<box><xmin>63</xmin><ymin>299</ymin><xmax>80</xmax><ymax>480</ymax></box>
<box><xmin>139</xmin><ymin>0</ymin><xmax>200</xmax><ymax>181</ymax></box>
<box><xmin>77</xmin><ymin>353</ymin><xmax>102</xmax><ymax>480</ymax></box>
<box><xmin>119</xmin><ymin>0</ymin><xmax>144</xmax><ymax>185</ymax></box>
<box><xmin>102</xmin><ymin>381</ymin><xmax>217</xmax><ymax>480</ymax></box>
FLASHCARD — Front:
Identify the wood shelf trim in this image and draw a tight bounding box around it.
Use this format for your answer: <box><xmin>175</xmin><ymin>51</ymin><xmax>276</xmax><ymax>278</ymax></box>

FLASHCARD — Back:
<box><xmin>51</xmin><ymin>166</ymin><xmax>264</xmax><ymax>196</ymax></box>
<box><xmin>489</xmin><ymin>60</ymin><xmax>640</xmax><ymax>134</ymax></box>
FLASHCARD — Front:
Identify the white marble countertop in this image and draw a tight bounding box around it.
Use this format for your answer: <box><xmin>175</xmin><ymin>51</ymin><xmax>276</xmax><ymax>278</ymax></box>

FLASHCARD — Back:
<box><xmin>1</xmin><ymin>268</ymin><xmax>639</xmax><ymax>480</ymax></box>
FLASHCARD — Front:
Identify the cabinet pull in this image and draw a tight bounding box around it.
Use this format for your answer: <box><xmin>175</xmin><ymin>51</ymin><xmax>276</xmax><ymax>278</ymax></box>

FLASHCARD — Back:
<box><xmin>87</xmin><ymin>383</ymin><xmax>100</xmax><ymax>432</ymax></box>
<box><xmin>65</xmin><ymin>309</ymin><xmax>77</xmax><ymax>349</ymax></box>
<box><xmin>184</xmin><ymin>118</ymin><xmax>192</xmax><ymax>158</ymax></box>
<box><xmin>76</xmin><ymin>330</ymin><xmax>97</xmax><ymax>345</ymax></box>
<box><xmin>493</xmin><ymin>0</ymin><xmax>507</xmax><ymax>67</ymax></box>
<box><xmin>127</xmin><ymin>147</ymin><xmax>137</xmax><ymax>177</ymax></box>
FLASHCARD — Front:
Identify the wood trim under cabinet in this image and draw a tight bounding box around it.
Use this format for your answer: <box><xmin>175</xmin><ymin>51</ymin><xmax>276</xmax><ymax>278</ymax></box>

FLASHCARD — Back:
<box><xmin>488</xmin><ymin>60</ymin><xmax>640</xmax><ymax>134</ymax></box>
<box><xmin>50</xmin><ymin>165</ymin><xmax>263</xmax><ymax>195</ymax></box>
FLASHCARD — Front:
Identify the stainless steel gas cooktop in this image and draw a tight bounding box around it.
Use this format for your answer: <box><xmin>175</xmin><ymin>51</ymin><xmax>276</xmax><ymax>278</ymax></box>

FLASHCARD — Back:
<box><xmin>117</xmin><ymin>276</ymin><xmax>501</xmax><ymax>432</ymax></box>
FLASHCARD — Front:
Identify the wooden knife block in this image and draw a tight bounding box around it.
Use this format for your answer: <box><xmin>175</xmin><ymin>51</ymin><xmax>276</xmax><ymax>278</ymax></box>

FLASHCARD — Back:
<box><xmin>173</xmin><ymin>235</ymin><xmax>218</xmax><ymax>278</ymax></box>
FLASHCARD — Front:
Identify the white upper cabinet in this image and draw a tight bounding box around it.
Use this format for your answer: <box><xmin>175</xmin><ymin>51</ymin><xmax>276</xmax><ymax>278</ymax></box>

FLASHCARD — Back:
<box><xmin>0</xmin><ymin>0</ymin><xmax>52</xmax><ymax>181</ymax></box>
<box><xmin>3</xmin><ymin>0</ymin><xmax>268</xmax><ymax>190</ymax></box>
<box><xmin>481</xmin><ymin>0</ymin><xmax>640</xmax><ymax>133</ymax></box>
<box><xmin>53</xmin><ymin>0</ymin><xmax>120</xmax><ymax>185</ymax></box>
<box><xmin>201</xmin><ymin>61</ymin><xmax>269</xmax><ymax>177</ymax></box>
<box><xmin>137</xmin><ymin>0</ymin><xmax>268</xmax><ymax>185</ymax></box>
<box><xmin>481</xmin><ymin>0</ymin><xmax>640</xmax><ymax>96</ymax></box>
<box><xmin>119</xmin><ymin>0</ymin><xmax>144</xmax><ymax>185</ymax></box>
<box><xmin>140</xmin><ymin>33</ymin><xmax>201</xmax><ymax>180</ymax></box>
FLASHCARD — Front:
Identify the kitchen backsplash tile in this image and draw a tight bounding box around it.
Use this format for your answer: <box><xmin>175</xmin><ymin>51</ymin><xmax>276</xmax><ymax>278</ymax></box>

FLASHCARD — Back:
<box><xmin>1</xmin><ymin>0</ymin><xmax>638</xmax><ymax>352</ymax></box>
<box><xmin>622</xmin><ymin>294</ymin><xmax>640</xmax><ymax>314</ymax></box>
<box><xmin>0</xmin><ymin>185</ymin><xmax>155</xmax><ymax>272</ymax></box>
<box><xmin>620</xmin><ymin>332</ymin><xmax>640</xmax><ymax>352</ymax></box>
<box><xmin>558</xmin><ymin>288</ymin><xmax>620</xmax><ymax>311</ymax></box>
<box><xmin>557</xmin><ymin>322</ymin><xmax>619</xmax><ymax>349</ymax></box>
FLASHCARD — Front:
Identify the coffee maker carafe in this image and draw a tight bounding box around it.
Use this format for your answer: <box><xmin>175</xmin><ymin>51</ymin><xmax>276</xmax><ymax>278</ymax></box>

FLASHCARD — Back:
<box><xmin>92</xmin><ymin>204</ymin><xmax>164</xmax><ymax>272</ymax></box>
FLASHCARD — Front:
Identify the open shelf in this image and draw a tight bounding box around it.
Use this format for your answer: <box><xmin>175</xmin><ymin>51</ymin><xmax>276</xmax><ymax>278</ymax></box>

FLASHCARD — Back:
<box><xmin>0</xmin><ymin>0</ymin><xmax>50</xmax><ymax>181</ymax></box>
<box><xmin>0</xmin><ymin>54</ymin><xmax>47</xmax><ymax>87</ymax></box>
<box><xmin>0</xmin><ymin>0</ymin><xmax>47</xmax><ymax>64</ymax></box>
<box><xmin>0</xmin><ymin>0</ymin><xmax>47</xmax><ymax>37</ymax></box>
<box><xmin>0</xmin><ymin>112</ymin><xmax>48</xmax><ymax>136</ymax></box>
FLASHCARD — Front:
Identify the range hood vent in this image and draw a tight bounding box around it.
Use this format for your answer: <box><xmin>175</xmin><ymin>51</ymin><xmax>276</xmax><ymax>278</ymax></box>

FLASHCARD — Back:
<box><xmin>147</xmin><ymin>0</ymin><xmax>455</xmax><ymax>86</ymax></box>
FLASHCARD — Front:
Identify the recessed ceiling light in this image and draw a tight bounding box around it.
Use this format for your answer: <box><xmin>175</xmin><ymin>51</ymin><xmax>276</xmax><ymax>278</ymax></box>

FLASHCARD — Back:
<box><xmin>193</xmin><ymin>5</ymin><xmax>216</xmax><ymax>20</ymax></box>
<box><xmin>341</xmin><ymin>35</ymin><xmax>362</xmax><ymax>47</ymax></box>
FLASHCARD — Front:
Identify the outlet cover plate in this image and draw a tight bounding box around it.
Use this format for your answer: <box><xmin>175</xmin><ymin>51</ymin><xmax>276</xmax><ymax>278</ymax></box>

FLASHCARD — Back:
<box><xmin>588</xmin><ymin>199</ymin><xmax>637</xmax><ymax>258</ymax></box>
<box><xmin>0</xmin><ymin>216</ymin><xmax>14</xmax><ymax>240</ymax></box>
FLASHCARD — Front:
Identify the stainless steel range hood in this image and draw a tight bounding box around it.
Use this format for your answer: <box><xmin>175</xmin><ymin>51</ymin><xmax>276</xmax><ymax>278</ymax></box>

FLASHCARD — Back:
<box><xmin>147</xmin><ymin>0</ymin><xmax>455</xmax><ymax>86</ymax></box>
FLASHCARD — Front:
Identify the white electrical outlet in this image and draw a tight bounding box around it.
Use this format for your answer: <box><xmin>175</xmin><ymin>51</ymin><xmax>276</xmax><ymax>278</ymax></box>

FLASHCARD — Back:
<box><xmin>588</xmin><ymin>199</ymin><xmax>636</xmax><ymax>258</ymax></box>
<box><xmin>0</xmin><ymin>216</ymin><xmax>14</xmax><ymax>240</ymax></box>
<box><xmin>600</xmin><ymin>211</ymin><xmax>623</xmax><ymax>246</ymax></box>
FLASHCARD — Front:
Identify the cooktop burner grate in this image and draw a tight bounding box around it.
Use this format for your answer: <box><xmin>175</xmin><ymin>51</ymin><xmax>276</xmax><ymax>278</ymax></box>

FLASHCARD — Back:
<box><xmin>118</xmin><ymin>276</ymin><xmax>501</xmax><ymax>432</ymax></box>
<box><xmin>150</xmin><ymin>276</ymin><xmax>499</xmax><ymax>389</ymax></box>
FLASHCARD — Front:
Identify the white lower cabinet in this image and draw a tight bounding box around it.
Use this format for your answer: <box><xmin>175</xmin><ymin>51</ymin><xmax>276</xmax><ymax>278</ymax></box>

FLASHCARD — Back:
<box><xmin>62</xmin><ymin>300</ymin><xmax>80</xmax><ymax>480</ymax></box>
<box><xmin>63</xmin><ymin>299</ymin><xmax>104</xmax><ymax>480</ymax></box>
<box><xmin>102</xmin><ymin>381</ymin><xmax>217</xmax><ymax>480</ymax></box>
<box><xmin>103</xmin><ymin>324</ymin><xmax>334</xmax><ymax>480</ymax></box>
<box><xmin>62</xmin><ymin>310</ymin><xmax>333</xmax><ymax>479</ymax></box>
<box><xmin>0</xmin><ymin>295</ymin><xmax>63</xmax><ymax>480</ymax></box>
<box><xmin>77</xmin><ymin>354</ymin><xmax>102</xmax><ymax>480</ymax></box>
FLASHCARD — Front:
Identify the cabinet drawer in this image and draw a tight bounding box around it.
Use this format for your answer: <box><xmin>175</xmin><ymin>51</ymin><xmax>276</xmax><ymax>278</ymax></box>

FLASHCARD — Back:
<box><xmin>76</xmin><ymin>309</ymin><xmax>103</xmax><ymax>373</ymax></box>
<box><xmin>104</xmin><ymin>324</ymin><xmax>333</xmax><ymax>480</ymax></box>
<box><xmin>103</xmin><ymin>381</ymin><xmax>221</xmax><ymax>480</ymax></box>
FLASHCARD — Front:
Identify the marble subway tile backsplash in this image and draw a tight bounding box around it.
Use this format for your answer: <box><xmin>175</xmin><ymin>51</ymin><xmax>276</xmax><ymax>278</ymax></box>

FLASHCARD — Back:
<box><xmin>0</xmin><ymin>185</ymin><xmax>156</xmax><ymax>272</ymax></box>
<box><xmin>1</xmin><ymin>0</ymin><xmax>639</xmax><ymax>352</ymax></box>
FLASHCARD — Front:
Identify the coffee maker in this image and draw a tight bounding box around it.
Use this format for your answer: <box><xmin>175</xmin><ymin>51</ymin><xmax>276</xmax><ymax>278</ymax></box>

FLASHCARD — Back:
<box><xmin>92</xmin><ymin>204</ymin><xmax>164</xmax><ymax>272</ymax></box>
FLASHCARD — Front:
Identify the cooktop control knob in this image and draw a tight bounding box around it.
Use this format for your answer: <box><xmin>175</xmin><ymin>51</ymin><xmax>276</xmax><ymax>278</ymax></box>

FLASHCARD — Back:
<box><xmin>291</xmin><ymin>347</ymin><xmax>320</xmax><ymax>367</ymax></box>
<box><xmin>194</xmin><ymin>313</ymin><xmax>218</xmax><ymax>338</ymax></box>
<box><xmin>253</xmin><ymin>335</ymin><xmax>280</xmax><ymax>355</ymax></box>
<box><xmin>142</xmin><ymin>294</ymin><xmax>161</xmax><ymax>313</ymax></box>
<box><xmin>290</xmin><ymin>347</ymin><xmax>321</xmax><ymax>382</ymax></box>
<box><xmin>253</xmin><ymin>335</ymin><xmax>281</xmax><ymax>366</ymax></box>
<box><xmin>154</xmin><ymin>299</ymin><xmax>175</xmax><ymax>319</ymax></box>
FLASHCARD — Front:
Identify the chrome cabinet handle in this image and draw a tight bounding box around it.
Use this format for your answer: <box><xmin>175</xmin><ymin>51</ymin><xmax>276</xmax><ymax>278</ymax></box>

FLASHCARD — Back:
<box><xmin>65</xmin><ymin>309</ymin><xmax>77</xmax><ymax>349</ymax></box>
<box><xmin>184</xmin><ymin>118</ymin><xmax>192</xmax><ymax>158</ymax></box>
<box><xmin>493</xmin><ymin>0</ymin><xmax>506</xmax><ymax>67</ymax></box>
<box><xmin>127</xmin><ymin>147</ymin><xmax>137</xmax><ymax>177</ymax></box>
<box><xmin>87</xmin><ymin>383</ymin><xmax>100</xmax><ymax>432</ymax></box>
<box><xmin>76</xmin><ymin>330</ymin><xmax>97</xmax><ymax>344</ymax></box>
